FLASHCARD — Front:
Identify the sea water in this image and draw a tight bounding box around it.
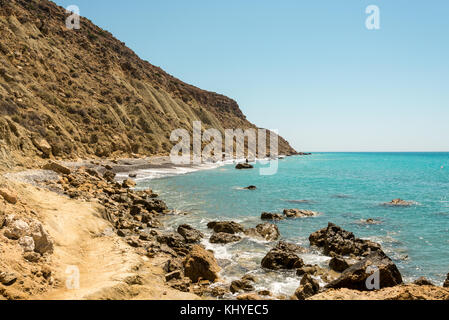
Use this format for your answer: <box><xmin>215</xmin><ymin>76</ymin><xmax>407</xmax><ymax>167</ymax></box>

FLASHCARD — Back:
<box><xmin>136</xmin><ymin>153</ymin><xmax>449</xmax><ymax>296</ymax></box>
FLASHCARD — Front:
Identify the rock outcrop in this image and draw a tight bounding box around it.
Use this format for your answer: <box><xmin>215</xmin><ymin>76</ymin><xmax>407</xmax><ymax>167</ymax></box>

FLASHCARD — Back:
<box><xmin>177</xmin><ymin>224</ymin><xmax>203</xmax><ymax>244</ymax></box>
<box><xmin>183</xmin><ymin>245</ymin><xmax>220</xmax><ymax>283</ymax></box>
<box><xmin>261</xmin><ymin>241</ymin><xmax>305</xmax><ymax>270</ymax></box>
<box><xmin>207</xmin><ymin>221</ymin><xmax>244</xmax><ymax>234</ymax></box>
<box><xmin>260</xmin><ymin>212</ymin><xmax>284</xmax><ymax>221</ymax></box>
<box><xmin>209</xmin><ymin>232</ymin><xmax>242</xmax><ymax>244</ymax></box>
<box><xmin>309</xmin><ymin>223</ymin><xmax>382</xmax><ymax>257</ymax></box>
<box><xmin>326</xmin><ymin>251</ymin><xmax>403</xmax><ymax>291</ymax></box>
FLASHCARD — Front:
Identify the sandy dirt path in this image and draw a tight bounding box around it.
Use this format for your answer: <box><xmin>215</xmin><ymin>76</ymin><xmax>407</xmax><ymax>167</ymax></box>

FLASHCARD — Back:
<box><xmin>16</xmin><ymin>183</ymin><xmax>197</xmax><ymax>300</ymax></box>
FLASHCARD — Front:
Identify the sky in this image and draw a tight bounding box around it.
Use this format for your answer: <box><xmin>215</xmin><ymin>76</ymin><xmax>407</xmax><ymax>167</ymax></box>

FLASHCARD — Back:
<box><xmin>54</xmin><ymin>0</ymin><xmax>449</xmax><ymax>152</ymax></box>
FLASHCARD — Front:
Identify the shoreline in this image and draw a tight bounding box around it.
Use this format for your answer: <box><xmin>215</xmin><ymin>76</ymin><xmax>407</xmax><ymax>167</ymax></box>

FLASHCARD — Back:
<box><xmin>1</xmin><ymin>156</ymin><xmax>449</xmax><ymax>300</ymax></box>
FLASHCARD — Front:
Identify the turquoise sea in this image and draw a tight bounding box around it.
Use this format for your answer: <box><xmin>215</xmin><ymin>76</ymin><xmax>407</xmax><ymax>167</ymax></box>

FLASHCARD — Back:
<box><xmin>136</xmin><ymin>153</ymin><xmax>449</xmax><ymax>296</ymax></box>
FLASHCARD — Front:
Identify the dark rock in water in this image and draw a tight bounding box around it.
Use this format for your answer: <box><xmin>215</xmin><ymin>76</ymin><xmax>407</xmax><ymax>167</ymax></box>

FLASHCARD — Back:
<box><xmin>283</xmin><ymin>209</ymin><xmax>319</xmax><ymax>218</ymax></box>
<box><xmin>261</xmin><ymin>212</ymin><xmax>284</xmax><ymax>221</ymax></box>
<box><xmin>177</xmin><ymin>224</ymin><xmax>203</xmax><ymax>243</ymax></box>
<box><xmin>243</xmin><ymin>185</ymin><xmax>257</xmax><ymax>190</ymax></box>
<box><xmin>261</xmin><ymin>241</ymin><xmax>305</xmax><ymax>270</ymax></box>
<box><xmin>359</xmin><ymin>218</ymin><xmax>381</xmax><ymax>225</ymax></box>
<box><xmin>326</xmin><ymin>251</ymin><xmax>403</xmax><ymax>291</ymax></box>
<box><xmin>293</xmin><ymin>274</ymin><xmax>320</xmax><ymax>300</ymax></box>
<box><xmin>210</xmin><ymin>232</ymin><xmax>242</xmax><ymax>244</ymax></box>
<box><xmin>235</xmin><ymin>163</ymin><xmax>254</xmax><ymax>170</ymax></box>
<box><xmin>329</xmin><ymin>256</ymin><xmax>351</xmax><ymax>272</ymax></box>
<box><xmin>133</xmin><ymin>197</ymin><xmax>168</xmax><ymax>213</ymax></box>
<box><xmin>207</xmin><ymin>221</ymin><xmax>244</xmax><ymax>234</ymax></box>
<box><xmin>244</xmin><ymin>223</ymin><xmax>280</xmax><ymax>241</ymax></box>
<box><xmin>129</xmin><ymin>173</ymin><xmax>137</xmax><ymax>178</ymax></box>
<box><xmin>444</xmin><ymin>273</ymin><xmax>449</xmax><ymax>288</ymax></box>
<box><xmin>309</xmin><ymin>223</ymin><xmax>382</xmax><ymax>257</ymax></box>
<box><xmin>413</xmin><ymin>277</ymin><xmax>435</xmax><ymax>286</ymax></box>
<box><xmin>230</xmin><ymin>277</ymin><xmax>255</xmax><ymax>293</ymax></box>
<box><xmin>383</xmin><ymin>199</ymin><xmax>414</xmax><ymax>206</ymax></box>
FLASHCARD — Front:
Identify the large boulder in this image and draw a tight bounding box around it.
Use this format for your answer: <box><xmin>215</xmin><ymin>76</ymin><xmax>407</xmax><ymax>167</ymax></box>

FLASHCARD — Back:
<box><xmin>244</xmin><ymin>223</ymin><xmax>280</xmax><ymax>241</ymax></box>
<box><xmin>309</xmin><ymin>223</ymin><xmax>382</xmax><ymax>257</ymax></box>
<box><xmin>183</xmin><ymin>245</ymin><xmax>220</xmax><ymax>282</ymax></box>
<box><xmin>122</xmin><ymin>178</ymin><xmax>136</xmax><ymax>189</ymax></box>
<box><xmin>177</xmin><ymin>224</ymin><xmax>203</xmax><ymax>243</ymax></box>
<box><xmin>293</xmin><ymin>274</ymin><xmax>320</xmax><ymax>300</ymax></box>
<box><xmin>33</xmin><ymin>138</ymin><xmax>52</xmax><ymax>157</ymax></box>
<box><xmin>261</xmin><ymin>212</ymin><xmax>284</xmax><ymax>221</ymax></box>
<box><xmin>210</xmin><ymin>232</ymin><xmax>242</xmax><ymax>244</ymax></box>
<box><xmin>326</xmin><ymin>251</ymin><xmax>403</xmax><ymax>291</ymax></box>
<box><xmin>261</xmin><ymin>241</ymin><xmax>305</xmax><ymax>270</ymax></box>
<box><xmin>283</xmin><ymin>209</ymin><xmax>319</xmax><ymax>218</ymax></box>
<box><xmin>207</xmin><ymin>221</ymin><xmax>244</xmax><ymax>234</ymax></box>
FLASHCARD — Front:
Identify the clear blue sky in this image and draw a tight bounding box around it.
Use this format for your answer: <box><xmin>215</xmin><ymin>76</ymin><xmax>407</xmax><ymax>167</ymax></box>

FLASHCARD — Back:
<box><xmin>54</xmin><ymin>0</ymin><xmax>449</xmax><ymax>152</ymax></box>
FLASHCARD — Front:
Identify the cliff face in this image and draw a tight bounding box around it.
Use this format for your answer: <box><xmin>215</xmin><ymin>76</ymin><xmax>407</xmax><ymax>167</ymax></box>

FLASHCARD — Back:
<box><xmin>0</xmin><ymin>0</ymin><xmax>296</xmax><ymax>169</ymax></box>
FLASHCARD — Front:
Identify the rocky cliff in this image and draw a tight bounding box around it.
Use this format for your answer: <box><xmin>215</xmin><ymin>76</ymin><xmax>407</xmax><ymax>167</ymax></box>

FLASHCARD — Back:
<box><xmin>0</xmin><ymin>0</ymin><xmax>297</xmax><ymax>169</ymax></box>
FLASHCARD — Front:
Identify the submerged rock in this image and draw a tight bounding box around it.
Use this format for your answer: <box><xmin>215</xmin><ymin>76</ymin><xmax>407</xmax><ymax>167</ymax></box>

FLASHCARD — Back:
<box><xmin>261</xmin><ymin>212</ymin><xmax>284</xmax><ymax>221</ymax></box>
<box><xmin>326</xmin><ymin>251</ymin><xmax>403</xmax><ymax>291</ymax></box>
<box><xmin>309</xmin><ymin>223</ymin><xmax>382</xmax><ymax>257</ymax></box>
<box><xmin>244</xmin><ymin>223</ymin><xmax>280</xmax><ymax>241</ymax></box>
<box><xmin>261</xmin><ymin>241</ymin><xmax>305</xmax><ymax>270</ymax></box>
<box><xmin>293</xmin><ymin>274</ymin><xmax>320</xmax><ymax>300</ymax></box>
<box><xmin>383</xmin><ymin>199</ymin><xmax>414</xmax><ymax>206</ymax></box>
<box><xmin>183</xmin><ymin>245</ymin><xmax>220</xmax><ymax>283</ymax></box>
<box><xmin>283</xmin><ymin>209</ymin><xmax>319</xmax><ymax>218</ymax></box>
<box><xmin>207</xmin><ymin>221</ymin><xmax>244</xmax><ymax>234</ymax></box>
<box><xmin>243</xmin><ymin>185</ymin><xmax>257</xmax><ymax>190</ymax></box>
<box><xmin>210</xmin><ymin>232</ymin><xmax>242</xmax><ymax>244</ymax></box>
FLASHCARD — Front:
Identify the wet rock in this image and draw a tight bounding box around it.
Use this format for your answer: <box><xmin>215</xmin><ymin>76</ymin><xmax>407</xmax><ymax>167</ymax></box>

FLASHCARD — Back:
<box><xmin>19</xmin><ymin>236</ymin><xmax>35</xmax><ymax>252</ymax></box>
<box><xmin>294</xmin><ymin>274</ymin><xmax>320</xmax><ymax>300</ymax></box>
<box><xmin>0</xmin><ymin>271</ymin><xmax>17</xmax><ymax>286</ymax></box>
<box><xmin>157</xmin><ymin>232</ymin><xmax>186</xmax><ymax>250</ymax></box>
<box><xmin>0</xmin><ymin>188</ymin><xmax>18</xmax><ymax>204</ymax></box>
<box><xmin>326</xmin><ymin>251</ymin><xmax>403</xmax><ymax>291</ymax></box>
<box><xmin>183</xmin><ymin>245</ymin><xmax>221</xmax><ymax>282</ymax></box>
<box><xmin>230</xmin><ymin>278</ymin><xmax>255</xmax><ymax>293</ymax></box>
<box><xmin>329</xmin><ymin>256</ymin><xmax>350</xmax><ymax>272</ymax></box>
<box><xmin>30</xmin><ymin>221</ymin><xmax>54</xmax><ymax>254</ymax></box>
<box><xmin>243</xmin><ymin>185</ymin><xmax>257</xmax><ymax>190</ymax></box>
<box><xmin>210</xmin><ymin>232</ymin><xmax>242</xmax><ymax>244</ymax></box>
<box><xmin>261</xmin><ymin>241</ymin><xmax>305</xmax><ymax>270</ymax></box>
<box><xmin>261</xmin><ymin>212</ymin><xmax>284</xmax><ymax>221</ymax></box>
<box><xmin>309</xmin><ymin>223</ymin><xmax>382</xmax><ymax>257</ymax></box>
<box><xmin>4</xmin><ymin>219</ymin><xmax>30</xmax><ymax>240</ymax></box>
<box><xmin>244</xmin><ymin>223</ymin><xmax>280</xmax><ymax>241</ymax></box>
<box><xmin>283</xmin><ymin>209</ymin><xmax>319</xmax><ymax>218</ymax></box>
<box><xmin>383</xmin><ymin>199</ymin><xmax>414</xmax><ymax>206</ymax></box>
<box><xmin>134</xmin><ymin>198</ymin><xmax>168</xmax><ymax>213</ymax></box>
<box><xmin>235</xmin><ymin>163</ymin><xmax>254</xmax><ymax>170</ymax></box>
<box><xmin>207</xmin><ymin>221</ymin><xmax>244</xmax><ymax>234</ymax></box>
<box><xmin>413</xmin><ymin>277</ymin><xmax>434</xmax><ymax>286</ymax></box>
<box><xmin>122</xmin><ymin>178</ymin><xmax>136</xmax><ymax>189</ymax></box>
<box><xmin>177</xmin><ymin>224</ymin><xmax>203</xmax><ymax>243</ymax></box>
<box><xmin>43</xmin><ymin>161</ymin><xmax>71</xmax><ymax>175</ymax></box>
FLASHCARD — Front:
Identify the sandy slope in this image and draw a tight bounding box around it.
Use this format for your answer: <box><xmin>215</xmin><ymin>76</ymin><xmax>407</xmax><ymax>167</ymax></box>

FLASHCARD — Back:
<box><xmin>14</xmin><ymin>182</ymin><xmax>197</xmax><ymax>300</ymax></box>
